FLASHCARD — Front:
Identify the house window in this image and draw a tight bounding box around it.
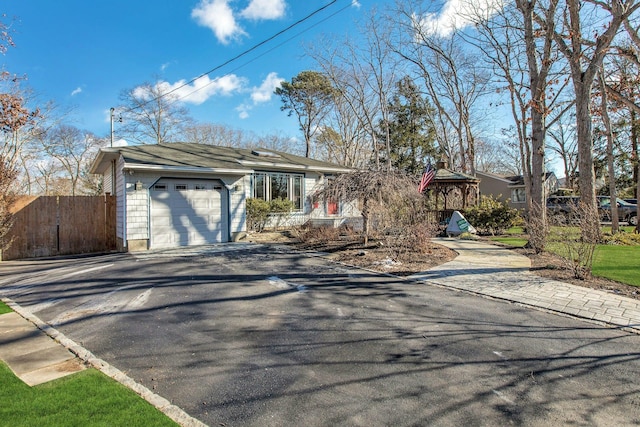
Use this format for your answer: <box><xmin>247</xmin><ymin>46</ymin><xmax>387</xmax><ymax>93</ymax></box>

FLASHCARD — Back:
<box><xmin>252</xmin><ymin>172</ymin><xmax>303</xmax><ymax>211</ymax></box>
<box><xmin>511</xmin><ymin>188</ymin><xmax>526</xmax><ymax>203</ymax></box>
<box><xmin>194</xmin><ymin>184</ymin><xmax>207</xmax><ymax>190</ymax></box>
<box><xmin>175</xmin><ymin>184</ymin><xmax>188</xmax><ymax>191</ymax></box>
<box><xmin>153</xmin><ymin>184</ymin><xmax>167</xmax><ymax>191</ymax></box>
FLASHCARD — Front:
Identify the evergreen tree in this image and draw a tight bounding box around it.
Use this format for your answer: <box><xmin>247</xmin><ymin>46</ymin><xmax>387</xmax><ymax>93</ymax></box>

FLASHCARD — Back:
<box><xmin>381</xmin><ymin>76</ymin><xmax>438</xmax><ymax>174</ymax></box>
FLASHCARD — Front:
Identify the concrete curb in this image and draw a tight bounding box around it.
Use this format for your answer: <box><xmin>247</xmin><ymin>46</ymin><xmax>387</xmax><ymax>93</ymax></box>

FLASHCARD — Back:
<box><xmin>2</xmin><ymin>298</ymin><xmax>208</xmax><ymax>427</ymax></box>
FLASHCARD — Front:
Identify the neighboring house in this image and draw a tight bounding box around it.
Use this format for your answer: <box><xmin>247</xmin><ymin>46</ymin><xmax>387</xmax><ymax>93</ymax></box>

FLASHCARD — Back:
<box><xmin>90</xmin><ymin>143</ymin><xmax>355</xmax><ymax>251</ymax></box>
<box><xmin>477</xmin><ymin>171</ymin><xmax>559</xmax><ymax>209</ymax></box>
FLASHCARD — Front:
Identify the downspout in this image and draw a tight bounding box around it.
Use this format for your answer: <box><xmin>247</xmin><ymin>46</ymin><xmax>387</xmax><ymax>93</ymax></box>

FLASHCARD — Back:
<box><xmin>111</xmin><ymin>160</ymin><xmax>116</xmax><ymax>195</ymax></box>
<box><xmin>122</xmin><ymin>170</ymin><xmax>127</xmax><ymax>250</ymax></box>
<box><xmin>146</xmin><ymin>177</ymin><xmax>162</xmax><ymax>249</ymax></box>
<box><xmin>225</xmin><ymin>185</ymin><xmax>232</xmax><ymax>242</ymax></box>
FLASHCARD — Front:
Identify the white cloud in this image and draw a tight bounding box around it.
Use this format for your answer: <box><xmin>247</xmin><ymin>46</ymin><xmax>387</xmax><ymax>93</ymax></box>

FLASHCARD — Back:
<box><xmin>236</xmin><ymin>104</ymin><xmax>250</xmax><ymax>119</ymax></box>
<box><xmin>237</xmin><ymin>73</ymin><xmax>283</xmax><ymax>119</ymax></box>
<box><xmin>250</xmin><ymin>72</ymin><xmax>284</xmax><ymax>104</ymax></box>
<box><xmin>241</xmin><ymin>0</ymin><xmax>287</xmax><ymax>20</ymax></box>
<box><xmin>351</xmin><ymin>0</ymin><xmax>361</xmax><ymax>9</ymax></box>
<box><xmin>71</xmin><ymin>87</ymin><xmax>82</xmax><ymax>96</ymax></box>
<box><xmin>192</xmin><ymin>0</ymin><xmax>246</xmax><ymax>44</ymax></box>
<box><xmin>133</xmin><ymin>74</ymin><xmax>246</xmax><ymax>106</ymax></box>
<box><xmin>416</xmin><ymin>0</ymin><xmax>506</xmax><ymax>37</ymax></box>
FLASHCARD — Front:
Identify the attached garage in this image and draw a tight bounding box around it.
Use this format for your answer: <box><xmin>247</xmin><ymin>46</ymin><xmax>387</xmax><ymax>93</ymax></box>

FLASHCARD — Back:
<box><xmin>150</xmin><ymin>178</ymin><xmax>228</xmax><ymax>248</ymax></box>
<box><xmin>90</xmin><ymin>143</ymin><xmax>355</xmax><ymax>252</ymax></box>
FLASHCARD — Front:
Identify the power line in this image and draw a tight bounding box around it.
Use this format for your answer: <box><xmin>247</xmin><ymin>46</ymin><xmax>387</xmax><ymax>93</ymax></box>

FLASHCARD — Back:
<box><xmin>119</xmin><ymin>0</ymin><xmax>342</xmax><ymax>115</ymax></box>
<box><xmin>163</xmin><ymin>1</ymin><xmax>354</xmax><ymax>108</ymax></box>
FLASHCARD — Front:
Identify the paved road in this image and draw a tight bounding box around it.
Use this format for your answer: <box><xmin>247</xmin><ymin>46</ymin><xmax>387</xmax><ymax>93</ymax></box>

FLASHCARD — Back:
<box><xmin>1</xmin><ymin>244</ymin><xmax>640</xmax><ymax>426</ymax></box>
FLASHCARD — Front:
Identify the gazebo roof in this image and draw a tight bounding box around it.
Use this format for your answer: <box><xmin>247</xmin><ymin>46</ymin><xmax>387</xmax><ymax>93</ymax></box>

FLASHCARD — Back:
<box><xmin>433</xmin><ymin>167</ymin><xmax>479</xmax><ymax>183</ymax></box>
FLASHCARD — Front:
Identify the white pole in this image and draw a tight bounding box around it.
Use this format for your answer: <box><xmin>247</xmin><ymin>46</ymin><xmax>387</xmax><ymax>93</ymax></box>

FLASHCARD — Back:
<box><xmin>110</xmin><ymin>107</ymin><xmax>115</xmax><ymax>147</ymax></box>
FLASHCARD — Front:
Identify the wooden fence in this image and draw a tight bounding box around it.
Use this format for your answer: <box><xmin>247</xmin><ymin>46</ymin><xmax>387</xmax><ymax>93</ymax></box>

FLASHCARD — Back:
<box><xmin>2</xmin><ymin>195</ymin><xmax>117</xmax><ymax>261</ymax></box>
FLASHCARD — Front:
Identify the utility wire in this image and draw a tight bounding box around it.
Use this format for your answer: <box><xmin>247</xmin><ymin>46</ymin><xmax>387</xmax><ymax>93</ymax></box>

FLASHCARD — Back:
<box><xmin>120</xmin><ymin>0</ymin><xmax>341</xmax><ymax>114</ymax></box>
<box><xmin>163</xmin><ymin>1</ymin><xmax>354</xmax><ymax>108</ymax></box>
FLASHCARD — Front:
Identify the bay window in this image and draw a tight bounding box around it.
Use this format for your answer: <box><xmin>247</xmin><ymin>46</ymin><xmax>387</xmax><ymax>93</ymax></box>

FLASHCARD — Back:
<box><xmin>252</xmin><ymin>172</ymin><xmax>303</xmax><ymax>211</ymax></box>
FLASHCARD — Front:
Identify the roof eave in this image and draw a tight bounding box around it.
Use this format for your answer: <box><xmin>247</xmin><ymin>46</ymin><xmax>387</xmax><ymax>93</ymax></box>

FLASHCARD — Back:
<box><xmin>89</xmin><ymin>148</ymin><xmax>121</xmax><ymax>175</ymax></box>
<box><xmin>124</xmin><ymin>163</ymin><xmax>252</xmax><ymax>175</ymax></box>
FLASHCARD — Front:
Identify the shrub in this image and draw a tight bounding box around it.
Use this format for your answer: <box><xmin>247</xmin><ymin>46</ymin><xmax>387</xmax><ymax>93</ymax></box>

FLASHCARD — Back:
<box><xmin>602</xmin><ymin>231</ymin><xmax>640</xmax><ymax>246</ymax></box>
<box><xmin>268</xmin><ymin>198</ymin><xmax>296</xmax><ymax>230</ymax></box>
<box><xmin>463</xmin><ymin>196</ymin><xmax>520</xmax><ymax>235</ymax></box>
<box><xmin>550</xmin><ymin>202</ymin><xmax>601</xmax><ymax>279</ymax></box>
<box><xmin>246</xmin><ymin>198</ymin><xmax>297</xmax><ymax>232</ymax></box>
<box><xmin>246</xmin><ymin>198</ymin><xmax>271</xmax><ymax>232</ymax></box>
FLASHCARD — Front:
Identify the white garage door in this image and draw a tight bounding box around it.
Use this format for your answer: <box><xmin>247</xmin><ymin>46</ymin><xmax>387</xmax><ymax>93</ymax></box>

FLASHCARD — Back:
<box><xmin>150</xmin><ymin>179</ymin><xmax>228</xmax><ymax>248</ymax></box>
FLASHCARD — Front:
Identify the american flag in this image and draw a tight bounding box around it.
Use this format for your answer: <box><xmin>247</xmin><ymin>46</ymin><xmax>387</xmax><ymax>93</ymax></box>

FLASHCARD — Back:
<box><xmin>418</xmin><ymin>162</ymin><xmax>435</xmax><ymax>193</ymax></box>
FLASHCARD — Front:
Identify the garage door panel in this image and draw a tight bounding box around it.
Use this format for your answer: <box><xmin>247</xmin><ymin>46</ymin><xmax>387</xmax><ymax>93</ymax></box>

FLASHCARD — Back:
<box><xmin>150</xmin><ymin>179</ymin><xmax>228</xmax><ymax>248</ymax></box>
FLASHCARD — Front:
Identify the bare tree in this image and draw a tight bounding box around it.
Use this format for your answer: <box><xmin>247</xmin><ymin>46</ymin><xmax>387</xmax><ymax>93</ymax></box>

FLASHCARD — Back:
<box><xmin>553</xmin><ymin>0</ymin><xmax>640</xmax><ymax>238</ymax></box>
<box><xmin>118</xmin><ymin>81</ymin><xmax>193</xmax><ymax>144</ymax></box>
<box><xmin>252</xmin><ymin>132</ymin><xmax>304</xmax><ymax>156</ymax></box>
<box><xmin>475</xmin><ymin>136</ymin><xmax>522</xmax><ymax>175</ymax></box>
<box><xmin>603</xmin><ymin>40</ymin><xmax>640</xmax><ymax>233</ymax></box>
<box><xmin>181</xmin><ymin>122</ymin><xmax>249</xmax><ymax>147</ymax></box>
<box><xmin>0</xmin><ymin>13</ymin><xmax>15</xmax><ymax>55</ymax></box>
<box><xmin>465</xmin><ymin>0</ymin><xmax>573</xmax><ymax>251</ymax></box>
<box><xmin>307</xmin><ymin>9</ymin><xmax>400</xmax><ymax>170</ymax></box>
<box><xmin>314</xmin><ymin>97</ymin><xmax>370</xmax><ymax>168</ymax></box>
<box><xmin>393</xmin><ymin>2</ymin><xmax>492</xmax><ymax>175</ymax></box>
<box><xmin>597</xmin><ymin>68</ymin><xmax>620</xmax><ymax>233</ymax></box>
<box><xmin>0</xmin><ymin>154</ymin><xmax>17</xmax><ymax>253</ymax></box>
<box><xmin>33</xmin><ymin>157</ymin><xmax>64</xmax><ymax>195</ymax></box>
<box><xmin>547</xmin><ymin>112</ymin><xmax>578</xmax><ymax>189</ymax></box>
<box><xmin>41</xmin><ymin>125</ymin><xmax>106</xmax><ymax>195</ymax></box>
<box><xmin>0</xmin><ymin>77</ymin><xmax>41</xmax><ymax>171</ymax></box>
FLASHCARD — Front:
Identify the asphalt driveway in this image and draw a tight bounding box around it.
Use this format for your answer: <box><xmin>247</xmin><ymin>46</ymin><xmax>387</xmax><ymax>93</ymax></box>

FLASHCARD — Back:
<box><xmin>1</xmin><ymin>243</ymin><xmax>640</xmax><ymax>426</ymax></box>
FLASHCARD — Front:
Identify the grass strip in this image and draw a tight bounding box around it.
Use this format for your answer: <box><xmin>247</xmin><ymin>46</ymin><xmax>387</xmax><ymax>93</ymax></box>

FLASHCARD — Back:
<box><xmin>0</xmin><ymin>363</ymin><xmax>178</xmax><ymax>427</ymax></box>
<box><xmin>0</xmin><ymin>300</ymin><xmax>12</xmax><ymax>314</ymax></box>
<box><xmin>489</xmin><ymin>237</ymin><xmax>528</xmax><ymax>247</ymax></box>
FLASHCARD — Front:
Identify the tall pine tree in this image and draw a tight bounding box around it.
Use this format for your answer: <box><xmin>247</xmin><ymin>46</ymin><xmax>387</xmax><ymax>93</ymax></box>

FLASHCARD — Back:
<box><xmin>381</xmin><ymin>76</ymin><xmax>438</xmax><ymax>175</ymax></box>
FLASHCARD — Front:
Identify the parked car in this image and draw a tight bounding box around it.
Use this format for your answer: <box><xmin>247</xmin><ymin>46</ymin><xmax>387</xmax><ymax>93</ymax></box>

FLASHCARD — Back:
<box><xmin>598</xmin><ymin>197</ymin><xmax>638</xmax><ymax>226</ymax></box>
<box><xmin>546</xmin><ymin>196</ymin><xmax>638</xmax><ymax>226</ymax></box>
<box><xmin>546</xmin><ymin>196</ymin><xmax>580</xmax><ymax>220</ymax></box>
<box><xmin>624</xmin><ymin>198</ymin><xmax>637</xmax><ymax>205</ymax></box>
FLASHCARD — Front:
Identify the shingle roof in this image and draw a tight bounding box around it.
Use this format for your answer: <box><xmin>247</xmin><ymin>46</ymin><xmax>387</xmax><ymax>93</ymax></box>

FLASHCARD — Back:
<box><xmin>91</xmin><ymin>143</ymin><xmax>353</xmax><ymax>174</ymax></box>
<box><xmin>434</xmin><ymin>167</ymin><xmax>479</xmax><ymax>183</ymax></box>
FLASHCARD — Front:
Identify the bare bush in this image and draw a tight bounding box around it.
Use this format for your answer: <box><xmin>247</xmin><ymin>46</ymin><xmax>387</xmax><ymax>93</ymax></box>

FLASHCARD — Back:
<box><xmin>314</xmin><ymin>170</ymin><xmax>439</xmax><ymax>258</ymax></box>
<box><xmin>315</xmin><ymin>170</ymin><xmax>431</xmax><ymax>242</ymax></box>
<box><xmin>294</xmin><ymin>224</ymin><xmax>342</xmax><ymax>245</ymax></box>
<box><xmin>549</xmin><ymin>202</ymin><xmax>601</xmax><ymax>279</ymax></box>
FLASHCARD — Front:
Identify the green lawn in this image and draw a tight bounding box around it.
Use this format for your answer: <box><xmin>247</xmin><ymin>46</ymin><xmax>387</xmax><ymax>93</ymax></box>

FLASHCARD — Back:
<box><xmin>0</xmin><ymin>300</ymin><xmax>12</xmax><ymax>314</ymax></box>
<box><xmin>0</xmin><ymin>363</ymin><xmax>178</xmax><ymax>427</ymax></box>
<box><xmin>592</xmin><ymin>245</ymin><xmax>640</xmax><ymax>287</ymax></box>
<box><xmin>489</xmin><ymin>226</ymin><xmax>640</xmax><ymax>287</ymax></box>
<box><xmin>489</xmin><ymin>236</ymin><xmax>528</xmax><ymax>247</ymax></box>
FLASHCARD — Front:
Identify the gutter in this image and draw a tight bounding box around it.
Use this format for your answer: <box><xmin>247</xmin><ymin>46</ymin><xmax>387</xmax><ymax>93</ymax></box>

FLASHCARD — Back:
<box><xmin>123</xmin><ymin>163</ymin><xmax>252</xmax><ymax>175</ymax></box>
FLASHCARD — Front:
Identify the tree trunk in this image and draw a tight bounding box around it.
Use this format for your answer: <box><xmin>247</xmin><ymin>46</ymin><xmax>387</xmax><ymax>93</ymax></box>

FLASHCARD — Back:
<box><xmin>633</xmin><ymin>111</ymin><xmax>640</xmax><ymax>233</ymax></box>
<box><xmin>574</xmin><ymin>84</ymin><xmax>600</xmax><ymax>240</ymax></box>
<box><xmin>600</xmin><ymin>69</ymin><xmax>619</xmax><ymax>233</ymax></box>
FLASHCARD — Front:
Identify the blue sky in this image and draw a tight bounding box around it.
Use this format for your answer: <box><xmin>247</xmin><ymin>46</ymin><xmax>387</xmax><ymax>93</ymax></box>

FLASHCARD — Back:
<box><xmin>2</xmin><ymin>0</ymin><xmax>395</xmax><ymax>141</ymax></box>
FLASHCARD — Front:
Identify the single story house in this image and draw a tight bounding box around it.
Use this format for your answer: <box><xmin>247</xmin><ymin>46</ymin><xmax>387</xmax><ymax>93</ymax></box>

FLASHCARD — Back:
<box><xmin>477</xmin><ymin>170</ymin><xmax>559</xmax><ymax>209</ymax></box>
<box><xmin>90</xmin><ymin>143</ymin><xmax>355</xmax><ymax>251</ymax></box>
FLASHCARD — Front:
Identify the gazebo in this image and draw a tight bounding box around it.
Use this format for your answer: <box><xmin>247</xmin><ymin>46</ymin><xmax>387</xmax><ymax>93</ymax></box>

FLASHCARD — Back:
<box><xmin>427</xmin><ymin>159</ymin><xmax>479</xmax><ymax>222</ymax></box>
